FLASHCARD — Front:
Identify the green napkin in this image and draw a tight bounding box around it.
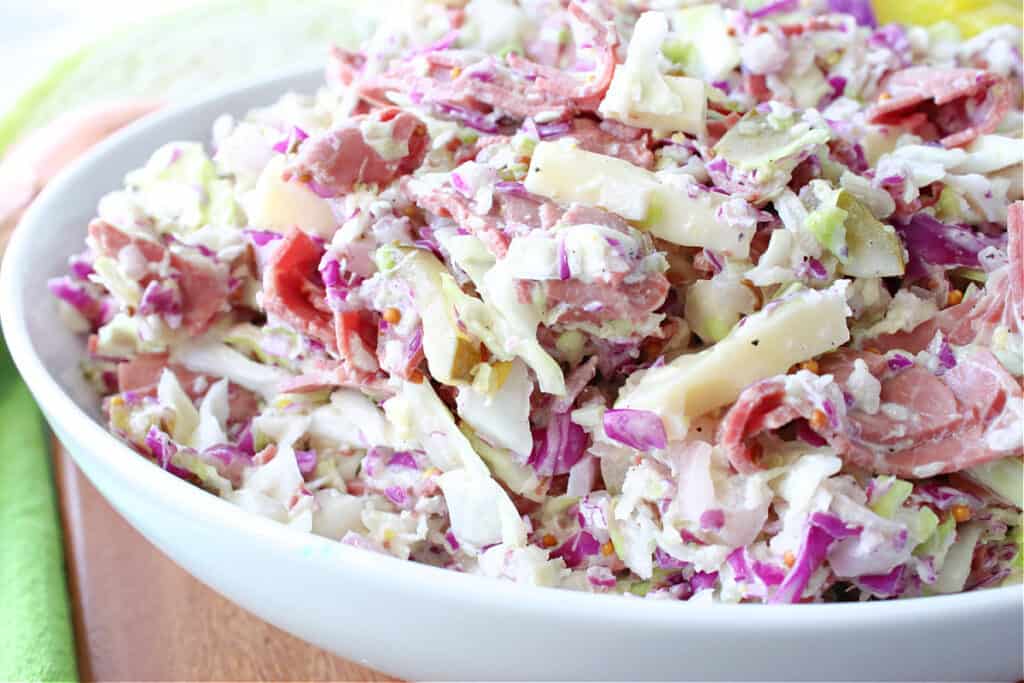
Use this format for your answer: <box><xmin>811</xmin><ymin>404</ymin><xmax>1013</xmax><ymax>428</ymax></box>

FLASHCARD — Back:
<box><xmin>0</xmin><ymin>337</ymin><xmax>78</xmax><ymax>683</ymax></box>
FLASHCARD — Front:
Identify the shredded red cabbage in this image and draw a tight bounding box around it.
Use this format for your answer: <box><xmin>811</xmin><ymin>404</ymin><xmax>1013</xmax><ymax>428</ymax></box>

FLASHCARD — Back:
<box><xmin>827</xmin><ymin>75</ymin><xmax>847</xmax><ymax>99</ymax></box>
<box><xmin>800</xmin><ymin>257</ymin><xmax>829</xmax><ymax>281</ymax></box>
<box><xmin>887</xmin><ymin>354</ymin><xmax>914</xmax><ymax>372</ymax></box>
<box><xmin>587</xmin><ymin>566</ymin><xmax>618</xmax><ymax>588</ymax></box>
<box><xmin>727</xmin><ymin>547</ymin><xmax>751</xmax><ymax>581</ymax></box>
<box><xmin>450</xmin><ymin>172</ymin><xmax>471</xmax><ymax>197</ymax></box>
<box><xmin>436</xmin><ymin>102</ymin><xmax>501</xmax><ymax>134</ymax></box>
<box><xmin>748</xmin><ymin>0</ymin><xmax>798</xmax><ymax>19</ymax></box>
<box><xmin>494</xmin><ymin>181</ymin><xmax>531</xmax><ymax>198</ymax></box>
<box><xmin>826</xmin><ymin>0</ymin><xmax>877</xmax><ymax>27</ymax></box>
<box><xmin>603</xmin><ymin>409</ymin><xmax>668</xmax><ymax>451</ymax></box>
<box><xmin>680</xmin><ymin>528</ymin><xmax>706</xmax><ymax>546</ymax></box>
<box><xmin>810</xmin><ymin>511</ymin><xmax>863</xmax><ymax>539</ymax></box>
<box><xmin>912</xmin><ymin>482</ymin><xmax>982</xmax><ymax>511</ymax></box>
<box><xmin>48</xmin><ymin>277</ymin><xmax>95</xmax><ymax>313</ymax></box>
<box><xmin>855</xmin><ymin>565</ymin><xmax>905</xmax><ymax>596</ymax></box>
<box><xmin>271</xmin><ymin>125</ymin><xmax>309</xmax><ymax>153</ymax></box>
<box><xmin>576</xmin><ymin>494</ymin><xmax>610</xmax><ymax>533</ymax></box>
<box><xmin>869</xmin><ymin>24</ymin><xmax>911</xmax><ymax>65</ymax></box>
<box><xmin>296</xmin><ymin>449</ymin><xmax>318</xmax><ymax>474</ymax></box>
<box><xmin>144</xmin><ymin>426</ymin><xmax>192</xmax><ymax>480</ymax></box>
<box><xmin>936</xmin><ymin>337</ymin><xmax>957</xmax><ymax>371</ymax></box>
<box><xmin>728</xmin><ymin>547</ymin><xmax>786</xmax><ymax>588</ymax></box>
<box><xmin>528</xmin><ymin>412</ymin><xmax>587</xmax><ymax>475</ymax></box>
<box><xmin>409</xmin><ymin>30</ymin><xmax>459</xmax><ymax>57</ymax></box>
<box><xmin>236</xmin><ymin>421</ymin><xmax>255</xmax><ymax>456</ymax></box>
<box><xmin>557</xmin><ymin>239</ymin><xmax>571</xmax><ymax>280</ymax></box>
<box><xmin>535</xmin><ymin>120</ymin><xmax>572</xmax><ymax>139</ymax></box>
<box><xmin>415</xmin><ymin>226</ymin><xmax>444</xmax><ymax>257</ymax></box>
<box><xmin>550</xmin><ymin>531</ymin><xmax>601</xmax><ymax>568</ymax></box>
<box><xmin>690</xmin><ymin>571</ymin><xmax>719</xmax><ymax>592</ymax></box>
<box><xmin>752</xmin><ymin>560</ymin><xmax>786</xmax><ymax>586</ymax></box>
<box><xmin>699</xmin><ymin>509</ymin><xmax>726</xmax><ymax>531</ymax></box>
<box><xmin>138</xmin><ymin>280</ymin><xmax>183</xmax><ymax>322</ymax></box>
<box><xmin>384</xmin><ymin>485</ymin><xmax>409</xmax><ymax>506</ymax></box>
<box><xmin>203</xmin><ymin>443</ymin><xmax>252</xmax><ymax>485</ymax></box>
<box><xmin>897</xmin><ymin>213</ymin><xmax>1007</xmax><ymax>280</ymax></box>
<box><xmin>68</xmin><ymin>254</ymin><xmax>95</xmax><ymax>280</ymax></box>
<box><xmin>796</xmin><ymin>419</ymin><xmax>828</xmax><ymax>447</ymax></box>
<box><xmin>702</xmin><ymin>248</ymin><xmax>724</xmax><ymax>274</ymax></box>
<box><xmin>387</xmin><ymin>450</ymin><xmax>420</xmax><ymax>469</ymax></box>
<box><xmin>655</xmin><ymin>547</ymin><xmax>689</xmax><ymax>570</ymax></box>
<box><xmin>770</xmin><ymin>512</ymin><xmax>861</xmax><ymax>603</ymax></box>
<box><xmin>244</xmin><ymin>229</ymin><xmax>283</xmax><ymax>246</ymax></box>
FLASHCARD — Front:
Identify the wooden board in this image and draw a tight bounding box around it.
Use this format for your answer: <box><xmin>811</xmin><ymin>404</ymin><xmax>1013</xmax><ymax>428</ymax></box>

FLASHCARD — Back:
<box><xmin>53</xmin><ymin>442</ymin><xmax>395</xmax><ymax>682</ymax></box>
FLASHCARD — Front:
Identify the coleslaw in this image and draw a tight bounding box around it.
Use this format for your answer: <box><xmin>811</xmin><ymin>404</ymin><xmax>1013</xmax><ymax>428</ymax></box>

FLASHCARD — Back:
<box><xmin>51</xmin><ymin>0</ymin><xmax>1022</xmax><ymax>603</ymax></box>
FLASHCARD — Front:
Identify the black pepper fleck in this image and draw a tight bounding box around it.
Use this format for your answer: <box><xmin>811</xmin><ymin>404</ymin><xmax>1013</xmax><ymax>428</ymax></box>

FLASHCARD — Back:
<box><xmin>751</xmin><ymin>339</ymin><xmax>760</xmax><ymax>346</ymax></box>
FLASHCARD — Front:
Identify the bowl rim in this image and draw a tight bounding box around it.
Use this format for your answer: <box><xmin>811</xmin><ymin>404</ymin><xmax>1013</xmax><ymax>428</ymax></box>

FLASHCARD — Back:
<box><xmin>1</xmin><ymin>64</ymin><xmax>1019</xmax><ymax>629</ymax></box>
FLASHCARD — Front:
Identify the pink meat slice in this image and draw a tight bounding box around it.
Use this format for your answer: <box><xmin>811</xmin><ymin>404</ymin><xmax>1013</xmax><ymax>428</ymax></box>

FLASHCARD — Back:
<box><xmin>88</xmin><ymin>220</ymin><xmax>228</xmax><ymax>335</ymax></box>
<box><xmin>867</xmin><ymin>67</ymin><xmax>1010</xmax><ymax>148</ymax></box>
<box><xmin>721</xmin><ymin>346</ymin><xmax>1022</xmax><ymax>478</ymax></box>
<box><xmin>360</xmin><ymin>50</ymin><xmax>571</xmax><ymax>120</ymax></box>
<box><xmin>543</xmin><ymin>205</ymin><xmax>670</xmax><ymax>326</ymax></box>
<box><xmin>354</xmin><ymin>2</ymin><xmax>617</xmax><ymax>120</ymax></box>
<box><xmin>816</xmin><ymin>349</ymin><xmax>887</xmax><ymax>385</ymax></box>
<box><xmin>117</xmin><ymin>353</ymin><xmax>179</xmax><ymax>393</ymax></box>
<box><xmin>852</xmin><ymin>367</ymin><xmax>960</xmax><ymax>445</ymax></box>
<box><xmin>333</xmin><ymin>309</ymin><xmax>380</xmax><ymax>376</ymax></box>
<box><xmin>546</xmin><ymin>274</ymin><xmax>669</xmax><ymax>325</ymax></box>
<box><xmin>878</xmin><ymin>351</ymin><xmax>1021</xmax><ymax>476</ymax></box>
<box><xmin>406</xmin><ymin>181</ymin><xmax>560</xmax><ymax>258</ymax></box>
<box><xmin>284</xmin><ymin>107</ymin><xmax>428</xmax><ymax>197</ymax></box>
<box><xmin>564</xmin><ymin>118</ymin><xmax>653</xmax><ymax>169</ymax></box>
<box><xmin>942</xmin><ymin>350</ymin><xmax>1019</xmax><ymax>425</ymax></box>
<box><xmin>937</xmin><ymin>201</ymin><xmax>1020</xmax><ymax>345</ymax></box>
<box><xmin>867</xmin><ymin>319</ymin><xmax>940</xmax><ymax>355</ymax></box>
<box><xmin>504</xmin><ymin>3</ymin><xmax>618</xmax><ymax>111</ymax></box>
<box><xmin>279</xmin><ymin>357</ymin><xmax>392</xmax><ymax>395</ymax></box>
<box><xmin>89</xmin><ymin>219</ymin><xmax>164</xmax><ymax>263</ymax></box>
<box><xmin>410</xmin><ymin>187</ymin><xmax>509</xmax><ymax>257</ymax></box>
<box><xmin>719</xmin><ymin>372</ymin><xmax>854</xmax><ymax>474</ymax></box>
<box><xmin>262</xmin><ymin>227</ymin><xmax>335</xmax><ymax>350</ymax></box>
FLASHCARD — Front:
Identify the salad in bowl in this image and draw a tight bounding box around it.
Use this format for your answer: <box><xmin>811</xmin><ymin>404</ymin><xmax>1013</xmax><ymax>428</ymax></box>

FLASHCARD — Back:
<box><xmin>48</xmin><ymin>0</ymin><xmax>1022</xmax><ymax>604</ymax></box>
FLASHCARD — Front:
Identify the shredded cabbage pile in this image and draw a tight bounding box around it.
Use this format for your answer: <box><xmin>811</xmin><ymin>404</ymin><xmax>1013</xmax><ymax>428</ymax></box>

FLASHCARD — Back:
<box><xmin>52</xmin><ymin>0</ymin><xmax>1022</xmax><ymax>603</ymax></box>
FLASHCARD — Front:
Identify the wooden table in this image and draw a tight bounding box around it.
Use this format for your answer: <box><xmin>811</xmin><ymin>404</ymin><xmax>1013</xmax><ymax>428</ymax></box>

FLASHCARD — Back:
<box><xmin>53</xmin><ymin>441</ymin><xmax>394</xmax><ymax>682</ymax></box>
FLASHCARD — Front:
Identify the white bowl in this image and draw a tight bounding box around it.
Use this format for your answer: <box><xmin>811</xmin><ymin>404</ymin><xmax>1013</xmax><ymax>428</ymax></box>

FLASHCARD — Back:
<box><xmin>2</xmin><ymin>67</ymin><xmax>1022</xmax><ymax>682</ymax></box>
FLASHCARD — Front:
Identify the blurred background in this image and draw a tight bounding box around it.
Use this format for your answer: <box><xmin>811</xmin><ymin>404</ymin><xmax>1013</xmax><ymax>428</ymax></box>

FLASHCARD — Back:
<box><xmin>1</xmin><ymin>1</ymin><xmax>198</xmax><ymax>110</ymax></box>
<box><xmin>0</xmin><ymin>0</ymin><xmax>379</xmax><ymax>155</ymax></box>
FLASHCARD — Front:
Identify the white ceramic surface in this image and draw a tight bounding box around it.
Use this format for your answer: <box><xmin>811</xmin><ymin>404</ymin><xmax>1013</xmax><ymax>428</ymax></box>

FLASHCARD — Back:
<box><xmin>2</xmin><ymin>67</ymin><xmax>1022</xmax><ymax>682</ymax></box>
